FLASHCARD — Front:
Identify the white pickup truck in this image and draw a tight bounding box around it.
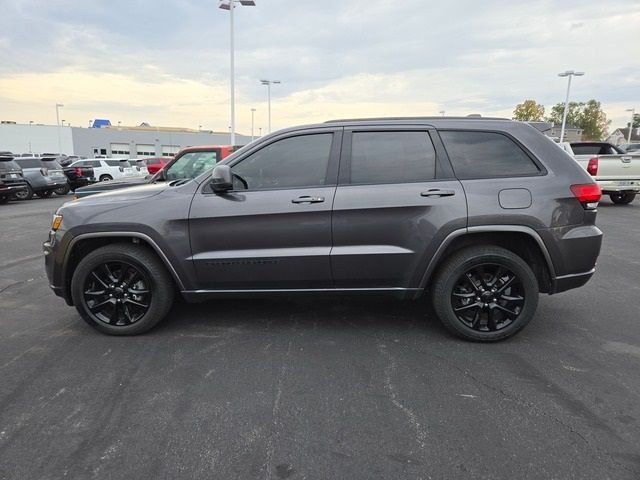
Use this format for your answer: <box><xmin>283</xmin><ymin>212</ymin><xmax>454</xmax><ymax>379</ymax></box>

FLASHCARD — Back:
<box><xmin>570</xmin><ymin>142</ymin><xmax>640</xmax><ymax>205</ymax></box>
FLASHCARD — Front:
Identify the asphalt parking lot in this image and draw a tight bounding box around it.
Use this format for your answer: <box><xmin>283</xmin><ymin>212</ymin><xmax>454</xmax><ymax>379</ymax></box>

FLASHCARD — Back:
<box><xmin>1</xmin><ymin>195</ymin><xmax>639</xmax><ymax>480</ymax></box>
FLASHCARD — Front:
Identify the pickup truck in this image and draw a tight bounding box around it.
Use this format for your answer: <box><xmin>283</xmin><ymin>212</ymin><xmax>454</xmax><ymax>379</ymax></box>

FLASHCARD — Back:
<box><xmin>570</xmin><ymin>142</ymin><xmax>640</xmax><ymax>205</ymax></box>
<box><xmin>39</xmin><ymin>157</ymin><xmax>94</xmax><ymax>194</ymax></box>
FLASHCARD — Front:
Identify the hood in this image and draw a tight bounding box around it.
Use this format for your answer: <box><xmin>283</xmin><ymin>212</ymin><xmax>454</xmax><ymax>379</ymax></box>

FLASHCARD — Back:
<box><xmin>73</xmin><ymin>181</ymin><xmax>169</xmax><ymax>204</ymax></box>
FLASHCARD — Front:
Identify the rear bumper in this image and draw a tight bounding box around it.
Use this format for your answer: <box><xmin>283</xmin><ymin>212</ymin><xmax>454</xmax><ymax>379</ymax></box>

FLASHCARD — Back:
<box><xmin>552</xmin><ymin>268</ymin><xmax>595</xmax><ymax>294</ymax></box>
<box><xmin>0</xmin><ymin>184</ymin><xmax>28</xmax><ymax>196</ymax></box>
<box><xmin>597</xmin><ymin>180</ymin><xmax>640</xmax><ymax>193</ymax></box>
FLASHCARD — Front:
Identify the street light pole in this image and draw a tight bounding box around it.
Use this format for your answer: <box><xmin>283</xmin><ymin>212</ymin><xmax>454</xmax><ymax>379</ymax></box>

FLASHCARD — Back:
<box><xmin>55</xmin><ymin>103</ymin><xmax>64</xmax><ymax>154</ymax></box>
<box><xmin>626</xmin><ymin>108</ymin><xmax>636</xmax><ymax>144</ymax></box>
<box><xmin>251</xmin><ymin>108</ymin><xmax>256</xmax><ymax>141</ymax></box>
<box><xmin>219</xmin><ymin>0</ymin><xmax>256</xmax><ymax>146</ymax></box>
<box><xmin>558</xmin><ymin>70</ymin><xmax>584</xmax><ymax>143</ymax></box>
<box><xmin>260</xmin><ymin>79</ymin><xmax>280</xmax><ymax>133</ymax></box>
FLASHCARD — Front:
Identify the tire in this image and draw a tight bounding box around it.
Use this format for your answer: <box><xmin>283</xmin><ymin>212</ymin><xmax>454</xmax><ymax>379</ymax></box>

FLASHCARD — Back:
<box><xmin>432</xmin><ymin>245</ymin><xmax>539</xmax><ymax>342</ymax></box>
<box><xmin>71</xmin><ymin>243</ymin><xmax>175</xmax><ymax>335</ymax></box>
<box><xmin>54</xmin><ymin>184</ymin><xmax>71</xmax><ymax>195</ymax></box>
<box><xmin>15</xmin><ymin>184</ymin><xmax>33</xmax><ymax>200</ymax></box>
<box><xmin>0</xmin><ymin>196</ymin><xmax>8</xmax><ymax>204</ymax></box>
<box><xmin>36</xmin><ymin>190</ymin><xmax>54</xmax><ymax>198</ymax></box>
<box><xmin>100</xmin><ymin>175</ymin><xmax>113</xmax><ymax>182</ymax></box>
<box><xmin>610</xmin><ymin>192</ymin><xmax>636</xmax><ymax>205</ymax></box>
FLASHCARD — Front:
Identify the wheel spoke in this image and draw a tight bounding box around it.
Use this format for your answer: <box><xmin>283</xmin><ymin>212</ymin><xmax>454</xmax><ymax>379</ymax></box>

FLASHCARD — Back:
<box><xmin>465</xmin><ymin>273</ymin><xmax>481</xmax><ymax>292</ymax></box>
<box><xmin>494</xmin><ymin>304</ymin><xmax>519</xmax><ymax>319</ymax></box>
<box><xmin>124</xmin><ymin>298</ymin><xmax>149</xmax><ymax>309</ymax></box>
<box><xmin>500</xmin><ymin>294</ymin><xmax>524</xmax><ymax>303</ymax></box>
<box><xmin>91</xmin><ymin>271</ymin><xmax>110</xmax><ymax>289</ymax></box>
<box><xmin>84</xmin><ymin>288</ymin><xmax>106</xmax><ymax>296</ymax></box>
<box><xmin>471</xmin><ymin>308</ymin><xmax>482</xmax><ymax>330</ymax></box>
<box><xmin>89</xmin><ymin>297</ymin><xmax>114</xmax><ymax>312</ymax></box>
<box><xmin>454</xmin><ymin>302</ymin><xmax>481</xmax><ymax>313</ymax></box>
<box><xmin>497</xmin><ymin>275</ymin><xmax>516</xmax><ymax>293</ymax></box>
<box><xmin>109</xmin><ymin>301</ymin><xmax>122</xmax><ymax>324</ymax></box>
<box><xmin>487</xmin><ymin>307</ymin><xmax>497</xmax><ymax>331</ymax></box>
<box><xmin>453</xmin><ymin>291</ymin><xmax>476</xmax><ymax>298</ymax></box>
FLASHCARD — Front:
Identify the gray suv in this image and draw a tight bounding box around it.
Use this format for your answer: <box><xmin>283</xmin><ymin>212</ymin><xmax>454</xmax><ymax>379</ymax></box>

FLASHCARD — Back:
<box><xmin>44</xmin><ymin>117</ymin><xmax>603</xmax><ymax>341</ymax></box>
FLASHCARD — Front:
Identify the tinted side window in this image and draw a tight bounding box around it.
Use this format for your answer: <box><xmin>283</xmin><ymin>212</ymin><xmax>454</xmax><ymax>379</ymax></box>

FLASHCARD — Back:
<box><xmin>349</xmin><ymin>131</ymin><xmax>436</xmax><ymax>184</ymax></box>
<box><xmin>232</xmin><ymin>134</ymin><xmax>333</xmax><ymax>190</ymax></box>
<box><xmin>570</xmin><ymin>145</ymin><xmax>601</xmax><ymax>155</ymax></box>
<box><xmin>441</xmin><ymin>131</ymin><xmax>540</xmax><ymax>179</ymax></box>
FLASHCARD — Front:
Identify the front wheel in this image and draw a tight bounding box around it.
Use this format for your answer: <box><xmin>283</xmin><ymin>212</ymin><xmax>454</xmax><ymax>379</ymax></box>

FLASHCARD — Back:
<box><xmin>100</xmin><ymin>175</ymin><xmax>113</xmax><ymax>182</ymax></box>
<box><xmin>610</xmin><ymin>192</ymin><xmax>636</xmax><ymax>205</ymax></box>
<box><xmin>432</xmin><ymin>245</ymin><xmax>539</xmax><ymax>342</ymax></box>
<box><xmin>71</xmin><ymin>244</ymin><xmax>175</xmax><ymax>335</ymax></box>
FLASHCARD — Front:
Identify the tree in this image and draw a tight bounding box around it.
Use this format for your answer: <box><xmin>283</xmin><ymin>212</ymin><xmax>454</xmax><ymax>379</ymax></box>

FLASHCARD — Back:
<box><xmin>512</xmin><ymin>100</ymin><xmax>545</xmax><ymax>121</ymax></box>
<box><xmin>545</xmin><ymin>99</ymin><xmax>610</xmax><ymax>140</ymax></box>
<box><xmin>627</xmin><ymin>113</ymin><xmax>640</xmax><ymax>129</ymax></box>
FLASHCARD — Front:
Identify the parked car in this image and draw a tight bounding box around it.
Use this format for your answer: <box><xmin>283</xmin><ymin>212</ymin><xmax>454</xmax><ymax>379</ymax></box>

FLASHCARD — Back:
<box><xmin>130</xmin><ymin>159</ymin><xmax>149</xmax><ymax>176</ymax></box>
<box><xmin>0</xmin><ymin>156</ymin><xmax>28</xmax><ymax>202</ymax></box>
<box><xmin>14</xmin><ymin>157</ymin><xmax>68</xmax><ymax>199</ymax></box>
<box><xmin>570</xmin><ymin>141</ymin><xmax>640</xmax><ymax>204</ymax></box>
<box><xmin>73</xmin><ymin>146</ymin><xmax>232</xmax><ymax>198</ymax></box>
<box><xmin>68</xmin><ymin>158</ymin><xmax>139</xmax><ymax>182</ymax></box>
<box><xmin>45</xmin><ymin>117</ymin><xmax>602</xmax><ymax>341</ymax></box>
<box><xmin>143</xmin><ymin>157</ymin><xmax>171</xmax><ymax>175</ymax></box>
<box><xmin>620</xmin><ymin>143</ymin><xmax>640</xmax><ymax>153</ymax></box>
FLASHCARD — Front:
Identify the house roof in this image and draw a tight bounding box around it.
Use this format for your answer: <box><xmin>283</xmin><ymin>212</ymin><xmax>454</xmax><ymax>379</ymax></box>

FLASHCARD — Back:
<box><xmin>613</xmin><ymin>128</ymin><xmax>640</xmax><ymax>141</ymax></box>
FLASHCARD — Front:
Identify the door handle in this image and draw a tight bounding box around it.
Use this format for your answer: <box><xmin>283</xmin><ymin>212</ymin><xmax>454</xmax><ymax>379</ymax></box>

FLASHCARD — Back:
<box><xmin>291</xmin><ymin>195</ymin><xmax>325</xmax><ymax>204</ymax></box>
<box><xmin>420</xmin><ymin>189</ymin><xmax>456</xmax><ymax>197</ymax></box>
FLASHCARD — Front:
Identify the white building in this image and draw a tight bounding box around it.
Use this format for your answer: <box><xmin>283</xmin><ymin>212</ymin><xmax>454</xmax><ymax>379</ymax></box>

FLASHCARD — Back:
<box><xmin>0</xmin><ymin>122</ymin><xmax>252</xmax><ymax>158</ymax></box>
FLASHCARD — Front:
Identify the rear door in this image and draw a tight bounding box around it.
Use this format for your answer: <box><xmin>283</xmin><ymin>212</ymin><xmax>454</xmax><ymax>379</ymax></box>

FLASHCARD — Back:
<box><xmin>331</xmin><ymin>126</ymin><xmax>467</xmax><ymax>289</ymax></box>
<box><xmin>189</xmin><ymin>128</ymin><xmax>341</xmax><ymax>290</ymax></box>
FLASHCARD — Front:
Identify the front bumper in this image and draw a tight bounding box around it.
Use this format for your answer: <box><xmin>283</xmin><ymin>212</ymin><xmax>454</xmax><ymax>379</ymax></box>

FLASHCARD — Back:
<box><xmin>43</xmin><ymin>231</ymin><xmax>73</xmax><ymax>305</ymax></box>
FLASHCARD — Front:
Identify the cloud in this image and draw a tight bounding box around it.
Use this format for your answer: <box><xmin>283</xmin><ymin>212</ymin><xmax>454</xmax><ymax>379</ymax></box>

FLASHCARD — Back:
<box><xmin>0</xmin><ymin>0</ymin><xmax>638</xmax><ymax>131</ymax></box>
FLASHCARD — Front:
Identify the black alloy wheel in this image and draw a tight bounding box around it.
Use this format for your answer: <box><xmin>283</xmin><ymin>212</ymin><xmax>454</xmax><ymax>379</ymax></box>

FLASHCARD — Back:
<box><xmin>432</xmin><ymin>245</ymin><xmax>538</xmax><ymax>342</ymax></box>
<box><xmin>83</xmin><ymin>261</ymin><xmax>152</xmax><ymax>326</ymax></box>
<box><xmin>451</xmin><ymin>263</ymin><xmax>524</xmax><ymax>332</ymax></box>
<box><xmin>71</xmin><ymin>243</ymin><xmax>174</xmax><ymax>335</ymax></box>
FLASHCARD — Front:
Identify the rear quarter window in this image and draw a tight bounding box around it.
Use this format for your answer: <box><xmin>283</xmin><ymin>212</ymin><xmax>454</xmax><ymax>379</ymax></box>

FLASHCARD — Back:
<box><xmin>440</xmin><ymin>130</ymin><xmax>540</xmax><ymax>179</ymax></box>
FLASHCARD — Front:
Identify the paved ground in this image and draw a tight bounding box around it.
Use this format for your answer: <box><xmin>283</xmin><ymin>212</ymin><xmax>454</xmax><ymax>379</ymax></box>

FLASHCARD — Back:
<box><xmin>0</xmin><ymin>194</ymin><xmax>639</xmax><ymax>480</ymax></box>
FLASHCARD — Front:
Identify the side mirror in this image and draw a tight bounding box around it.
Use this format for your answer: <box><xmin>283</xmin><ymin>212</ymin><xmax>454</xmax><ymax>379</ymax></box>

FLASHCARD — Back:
<box><xmin>211</xmin><ymin>164</ymin><xmax>233</xmax><ymax>193</ymax></box>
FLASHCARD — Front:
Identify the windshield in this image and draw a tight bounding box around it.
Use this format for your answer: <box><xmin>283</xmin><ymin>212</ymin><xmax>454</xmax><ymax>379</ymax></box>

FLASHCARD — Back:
<box><xmin>165</xmin><ymin>151</ymin><xmax>218</xmax><ymax>180</ymax></box>
<box><xmin>14</xmin><ymin>158</ymin><xmax>43</xmax><ymax>168</ymax></box>
<box><xmin>40</xmin><ymin>159</ymin><xmax>63</xmax><ymax>169</ymax></box>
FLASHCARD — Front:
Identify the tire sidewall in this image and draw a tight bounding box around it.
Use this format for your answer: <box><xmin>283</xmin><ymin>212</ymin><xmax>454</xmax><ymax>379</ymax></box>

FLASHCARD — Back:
<box><xmin>434</xmin><ymin>250</ymin><xmax>539</xmax><ymax>342</ymax></box>
<box><xmin>71</xmin><ymin>247</ymin><xmax>172</xmax><ymax>335</ymax></box>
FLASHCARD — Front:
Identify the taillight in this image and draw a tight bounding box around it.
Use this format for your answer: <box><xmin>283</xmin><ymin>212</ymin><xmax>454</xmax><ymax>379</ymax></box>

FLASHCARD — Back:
<box><xmin>40</xmin><ymin>168</ymin><xmax>48</xmax><ymax>176</ymax></box>
<box><xmin>75</xmin><ymin>167</ymin><xmax>82</xmax><ymax>177</ymax></box>
<box><xmin>587</xmin><ymin>156</ymin><xmax>598</xmax><ymax>176</ymax></box>
<box><xmin>570</xmin><ymin>183</ymin><xmax>601</xmax><ymax>210</ymax></box>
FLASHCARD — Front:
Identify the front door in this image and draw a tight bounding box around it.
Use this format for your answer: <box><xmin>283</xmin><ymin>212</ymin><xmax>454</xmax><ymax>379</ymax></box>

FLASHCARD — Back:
<box><xmin>189</xmin><ymin>128</ymin><xmax>342</xmax><ymax>290</ymax></box>
<box><xmin>331</xmin><ymin>127</ymin><xmax>467</xmax><ymax>289</ymax></box>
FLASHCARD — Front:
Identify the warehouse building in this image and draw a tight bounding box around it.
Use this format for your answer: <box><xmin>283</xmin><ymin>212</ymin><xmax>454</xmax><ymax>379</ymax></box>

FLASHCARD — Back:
<box><xmin>0</xmin><ymin>121</ymin><xmax>253</xmax><ymax>158</ymax></box>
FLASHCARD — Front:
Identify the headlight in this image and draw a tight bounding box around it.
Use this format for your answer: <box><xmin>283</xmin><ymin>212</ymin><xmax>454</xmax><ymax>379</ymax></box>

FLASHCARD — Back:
<box><xmin>51</xmin><ymin>214</ymin><xmax>63</xmax><ymax>231</ymax></box>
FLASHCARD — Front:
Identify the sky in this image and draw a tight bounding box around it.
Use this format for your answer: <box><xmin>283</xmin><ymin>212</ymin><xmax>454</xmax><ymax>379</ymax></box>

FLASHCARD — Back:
<box><xmin>0</xmin><ymin>0</ymin><xmax>638</xmax><ymax>135</ymax></box>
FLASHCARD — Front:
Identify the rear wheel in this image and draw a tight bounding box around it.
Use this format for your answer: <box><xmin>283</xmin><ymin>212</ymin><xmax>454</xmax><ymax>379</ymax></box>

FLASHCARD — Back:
<box><xmin>610</xmin><ymin>192</ymin><xmax>636</xmax><ymax>205</ymax></box>
<box><xmin>71</xmin><ymin>244</ymin><xmax>175</xmax><ymax>335</ymax></box>
<box><xmin>54</xmin><ymin>184</ymin><xmax>71</xmax><ymax>195</ymax></box>
<box><xmin>432</xmin><ymin>245</ymin><xmax>539</xmax><ymax>342</ymax></box>
<box><xmin>100</xmin><ymin>174</ymin><xmax>113</xmax><ymax>182</ymax></box>
<box><xmin>14</xmin><ymin>184</ymin><xmax>33</xmax><ymax>200</ymax></box>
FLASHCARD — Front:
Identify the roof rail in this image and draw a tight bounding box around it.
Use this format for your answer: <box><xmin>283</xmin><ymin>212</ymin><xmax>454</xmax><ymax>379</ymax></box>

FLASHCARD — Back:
<box><xmin>324</xmin><ymin>116</ymin><xmax>510</xmax><ymax>123</ymax></box>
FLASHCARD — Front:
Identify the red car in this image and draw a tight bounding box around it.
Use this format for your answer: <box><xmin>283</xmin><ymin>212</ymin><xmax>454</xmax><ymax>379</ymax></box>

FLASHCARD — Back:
<box><xmin>144</xmin><ymin>157</ymin><xmax>171</xmax><ymax>175</ymax></box>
